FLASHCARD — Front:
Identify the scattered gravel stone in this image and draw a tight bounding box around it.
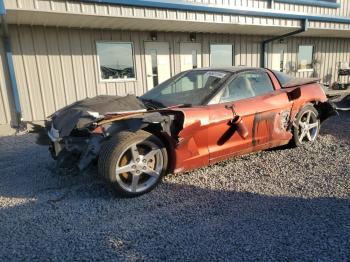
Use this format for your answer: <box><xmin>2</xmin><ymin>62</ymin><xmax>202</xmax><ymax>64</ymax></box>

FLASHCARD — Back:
<box><xmin>0</xmin><ymin>112</ymin><xmax>349</xmax><ymax>261</ymax></box>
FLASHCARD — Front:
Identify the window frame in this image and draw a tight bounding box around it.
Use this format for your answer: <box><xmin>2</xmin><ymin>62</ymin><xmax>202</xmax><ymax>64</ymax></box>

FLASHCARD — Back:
<box><xmin>209</xmin><ymin>70</ymin><xmax>276</xmax><ymax>105</ymax></box>
<box><xmin>96</xmin><ymin>41</ymin><xmax>137</xmax><ymax>83</ymax></box>
<box><xmin>297</xmin><ymin>44</ymin><xmax>315</xmax><ymax>73</ymax></box>
<box><xmin>209</xmin><ymin>43</ymin><xmax>234</xmax><ymax>67</ymax></box>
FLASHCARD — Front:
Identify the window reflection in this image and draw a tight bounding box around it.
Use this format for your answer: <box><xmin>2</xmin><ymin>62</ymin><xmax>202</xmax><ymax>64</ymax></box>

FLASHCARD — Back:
<box><xmin>150</xmin><ymin>49</ymin><xmax>159</xmax><ymax>86</ymax></box>
<box><xmin>210</xmin><ymin>44</ymin><xmax>233</xmax><ymax>67</ymax></box>
<box><xmin>97</xmin><ymin>42</ymin><xmax>135</xmax><ymax>80</ymax></box>
<box><xmin>298</xmin><ymin>45</ymin><xmax>314</xmax><ymax>71</ymax></box>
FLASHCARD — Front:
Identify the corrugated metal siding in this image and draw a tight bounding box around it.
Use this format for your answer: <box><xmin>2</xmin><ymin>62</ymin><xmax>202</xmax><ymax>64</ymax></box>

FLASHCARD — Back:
<box><xmin>7</xmin><ymin>0</ymin><xmax>350</xmax><ymax>18</ymax></box>
<box><xmin>2</xmin><ymin>0</ymin><xmax>301</xmax><ymax>29</ymax></box>
<box><xmin>9</xmin><ymin>25</ymin><xmax>265</xmax><ymax>121</ymax></box>
<box><xmin>0</xmin><ymin>38</ymin><xmax>14</xmax><ymax>125</ymax></box>
<box><xmin>186</xmin><ymin>0</ymin><xmax>350</xmax><ymax>17</ymax></box>
<box><xmin>266</xmin><ymin>36</ymin><xmax>350</xmax><ymax>85</ymax></box>
<box><xmin>7</xmin><ymin>24</ymin><xmax>350</xmax><ymax>122</ymax></box>
<box><xmin>9</xmin><ymin>25</ymin><xmax>150</xmax><ymax>121</ymax></box>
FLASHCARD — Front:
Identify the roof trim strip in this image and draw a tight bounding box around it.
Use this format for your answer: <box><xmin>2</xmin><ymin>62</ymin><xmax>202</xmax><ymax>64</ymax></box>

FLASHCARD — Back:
<box><xmin>275</xmin><ymin>0</ymin><xmax>340</xmax><ymax>9</ymax></box>
<box><xmin>80</xmin><ymin>0</ymin><xmax>350</xmax><ymax>24</ymax></box>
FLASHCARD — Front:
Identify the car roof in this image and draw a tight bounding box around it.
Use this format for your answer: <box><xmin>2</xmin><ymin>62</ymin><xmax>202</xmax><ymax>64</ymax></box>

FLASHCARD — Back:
<box><xmin>190</xmin><ymin>66</ymin><xmax>263</xmax><ymax>73</ymax></box>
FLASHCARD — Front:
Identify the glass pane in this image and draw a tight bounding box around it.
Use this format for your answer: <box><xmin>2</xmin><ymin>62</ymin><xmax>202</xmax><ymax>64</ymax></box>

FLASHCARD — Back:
<box><xmin>279</xmin><ymin>49</ymin><xmax>284</xmax><ymax>72</ymax></box>
<box><xmin>220</xmin><ymin>72</ymin><xmax>273</xmax><ymax>102</ymax></box>
<box><xmin>298</xmin><ymin>45</ymin><xmax>313</xmax><ymax>70</ymax></box>
<box><xmin>150</xmin><ymin>49</ymin><xmax>159</xmax><ymax>86</ymax></box>
<box><xmin>192</xmin><ymin>50</ymin><xmax>197</xmax><ymax>69</ymax></box>
<box><xmin>142</xmin><ymin>70</ymin><xmax>228</xmax><ymax>106</ymax></box>
<box><xmin>97</xmin><ymin>42</ymin><xmax>135</xmax><ymax>80</ymax></box>
<box><xmin>210</xmin><ymin>44</ymin><xmax>233</xmax><ymax>67</ymax></box>
<box><xmin>247</xmin><ymin>72</ymin><xmax>274</xmax><ymax>96</ymax></box>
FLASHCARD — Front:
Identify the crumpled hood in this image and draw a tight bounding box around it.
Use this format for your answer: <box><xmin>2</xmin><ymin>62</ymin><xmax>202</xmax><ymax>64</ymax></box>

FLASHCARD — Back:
<box><xmin>50</xmin><ymin>95</ymin><xmax>146</xmax><ymax>138</ymax></box>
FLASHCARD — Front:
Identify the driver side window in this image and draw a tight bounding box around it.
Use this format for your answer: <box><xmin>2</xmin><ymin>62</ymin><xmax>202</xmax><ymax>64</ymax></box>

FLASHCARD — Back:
<box><xmin>220</xmin><ymin>71</ymin><xmax>274</xmax><ymax>103</ymax></box>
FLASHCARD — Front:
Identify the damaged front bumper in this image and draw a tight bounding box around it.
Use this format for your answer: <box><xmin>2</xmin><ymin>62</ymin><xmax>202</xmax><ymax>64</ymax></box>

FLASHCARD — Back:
<box><xmin>47</xmin><ymin>123</ymin><xmax>103</xmax><ymax>170</ymax></box>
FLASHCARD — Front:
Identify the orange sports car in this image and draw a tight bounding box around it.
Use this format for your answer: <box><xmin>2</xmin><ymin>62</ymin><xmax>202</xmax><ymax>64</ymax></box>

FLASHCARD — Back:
<box><xmin>47</xmin><ymin>67</ymin><xmax>335</xmax><ymax>197</ymax></box>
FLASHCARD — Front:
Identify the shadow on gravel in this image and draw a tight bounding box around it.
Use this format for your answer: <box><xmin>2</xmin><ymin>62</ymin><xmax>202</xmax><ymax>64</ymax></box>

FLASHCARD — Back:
<box><xmin>0</xmin><ymin>179</ymin><xmax>349</xmax><ymax>261</ymax></box>
<box><xmin>0</xmin><ymin>120</ymin><xmax>349</xmax><ymax>261</ymax></box>
<box><xmin>321</xmin><ymin>111</ymin><xmax>350</xmax><ymax>142</ymax></box>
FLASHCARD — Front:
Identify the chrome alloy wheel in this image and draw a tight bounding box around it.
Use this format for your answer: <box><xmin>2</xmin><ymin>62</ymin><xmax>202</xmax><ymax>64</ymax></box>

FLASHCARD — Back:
<box><xmin>297</xmin><ymin>110</ymin><xmax>320</xmax><ymax>143</ymax></box>
<box><xmin>115</xmin><ymin>142</ymin><xmax>164</xmax><ymax>193</ymax></box>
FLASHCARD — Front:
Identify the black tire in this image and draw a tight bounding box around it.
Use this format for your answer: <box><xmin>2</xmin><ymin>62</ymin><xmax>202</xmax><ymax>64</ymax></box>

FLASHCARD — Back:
<box><xmin>98</xmin><ymin>130</ymin><xmax>168</xmax><ymax>197</ymax></box>
<box><xmin>292</xmin><ymin>104</ymin><xmax>320</xmax><ymax>147</ymax></box>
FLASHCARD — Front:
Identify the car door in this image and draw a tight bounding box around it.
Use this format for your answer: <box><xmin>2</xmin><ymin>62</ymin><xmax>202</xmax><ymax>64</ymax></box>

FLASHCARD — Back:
<box><xmin>207</xmin><ymin>70</ymin><xmax>293</xmax><ymax>164</ymax></box>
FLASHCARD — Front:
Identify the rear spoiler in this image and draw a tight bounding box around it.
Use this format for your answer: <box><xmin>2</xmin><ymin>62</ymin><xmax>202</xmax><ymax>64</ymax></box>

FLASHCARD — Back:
<box><xmin>282</xmin><ymin>78</ymin><xmax>320</xmax><ymax>88</ymax></box>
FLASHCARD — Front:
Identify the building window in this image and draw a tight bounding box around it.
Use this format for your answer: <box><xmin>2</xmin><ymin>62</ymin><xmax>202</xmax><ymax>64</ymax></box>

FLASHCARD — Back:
<box><xmin>96</xmin><ymin>42</ymin><xmax>136</xmax><ymax>81</ymax></box>
<box><xmin>298</xmin><ymin>45</ymin><xmax>314</xmax><ymax>71</ymax></box>
<box><xmin>210</xmin><ymin>44</ymin><xmax>233</xmax><ymax>67</ymax></box>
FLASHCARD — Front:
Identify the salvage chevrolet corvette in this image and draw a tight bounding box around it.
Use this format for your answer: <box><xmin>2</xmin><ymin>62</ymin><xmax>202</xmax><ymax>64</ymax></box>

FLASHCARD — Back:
<box><xmin>47</xmin><ymin>67</ymin><xmax>334</xmax><ymax>197</ymax></box>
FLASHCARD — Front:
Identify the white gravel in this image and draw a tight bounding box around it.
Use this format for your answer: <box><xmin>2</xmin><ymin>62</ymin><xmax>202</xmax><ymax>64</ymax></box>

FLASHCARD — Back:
<box><xmin>0</xmin><ymin>112</ymin><xmax>349</xmax><ymax>261</ymax></box>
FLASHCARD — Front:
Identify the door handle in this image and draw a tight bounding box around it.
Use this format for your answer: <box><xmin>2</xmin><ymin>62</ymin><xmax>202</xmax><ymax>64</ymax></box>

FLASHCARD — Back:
<box><xmin>147</xmin><ymin>74</ymin><xmax>158</xmax><ymax>77</ymax></box>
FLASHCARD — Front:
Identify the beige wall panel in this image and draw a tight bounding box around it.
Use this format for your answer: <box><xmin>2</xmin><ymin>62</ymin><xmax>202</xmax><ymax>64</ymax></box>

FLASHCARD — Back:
<box><xmin>185</xmin><ymin>0</ymin><xmax>350</xmax><ymax>17</ymax></box>
<box><xmin>17</xmin><ymin>26</ymin><xmax>45</xmax><ymax>121</ymax></box>
<box><xmin>6</xmin><ymin>24</ymin><xmax>350</xmax><ymax>122</ymax></box>
<box><xmin>0</xmin><ymin>40</ymin><xmax>16</xmax><ymax>125</ymax></box>
<box><xmin>44</xmin><ymin>27</ymin><xmax>68</xmax><ymax>110</ymax></box>
<box><xmin>69</xmin><ymin>28</ymin><xmax>88</xmax><ymax>100</ymax></box>
<box><xmin>31</xmin><ymin>26</ymin><xmax>56</xmax><ymax>115</ymax></box>
<box><xmin>57</xmin><ymin>27</ymin><xmax>78</xmax><ymax>105</ymax></box>
<box><xmin>80</xmin><ymin>29</ymin><xmax>98</xmax><ymax>98</ymax></box>
<box><xmin>10</xmin><ymin>26</ymin><xmax>35</xmax><ymax>121</ymax></box>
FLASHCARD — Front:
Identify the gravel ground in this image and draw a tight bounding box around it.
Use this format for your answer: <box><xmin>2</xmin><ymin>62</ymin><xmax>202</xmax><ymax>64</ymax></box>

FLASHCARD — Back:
<box><xmin>0</xmin><ymin>112</ymin><xmax>349</xmax><ymax>261</ymax></box>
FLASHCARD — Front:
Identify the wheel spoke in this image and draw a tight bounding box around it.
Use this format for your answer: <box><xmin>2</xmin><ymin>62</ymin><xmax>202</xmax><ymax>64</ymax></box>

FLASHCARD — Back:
<box><xmin>308</xmin><ymin>123</ymin><xmax>318</xmax><ymax>130</ymax></box>
<box><xmin>116</xmin><ymin>164</ymin><xmax>134</xmax><ymax>175</ymax></box>
<box><xmin>144</xmin><ymin>149</ymin><xmax>161</xmax><ymax>161</ymax></box>
<box><xmin>131</xmin><ymin>172</ymin><xmax>140</xmax><ymax>192</ymax></box>
<box><xmin>306</xmin><ymin>130</ymin><xmax>313</xmax><ymax>141</ymax></box>
<box><xmin>130</xmin><ymin>144</ymin><xmax>140</xmax><ymax>162</ymax></box>
<box><xmin>299</xmin><ymin>129</ymin><xmax>307</xmax><ymax>142</ymax></box>
<box><xmin>306</xmin><ymin>111</ymin><xmax>311</xmax><ymax>123</ymax></box>
<box><xmin>144</xmin><ymin>167</ymin><xmax>160</xmax><ymax>178</ymax></box>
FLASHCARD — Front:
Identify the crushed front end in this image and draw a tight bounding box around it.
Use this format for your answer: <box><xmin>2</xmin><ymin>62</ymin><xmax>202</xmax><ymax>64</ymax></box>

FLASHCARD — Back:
<box><xmin>46</xmin><ymin>95</ymin><xmax>182</xmax><ymax>171</ymax></box>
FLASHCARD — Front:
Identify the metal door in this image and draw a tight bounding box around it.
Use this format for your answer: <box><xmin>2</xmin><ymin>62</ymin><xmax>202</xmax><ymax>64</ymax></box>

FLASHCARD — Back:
<box><xmin>145</xmin><ymin>42</ymin><xmax>171</xmax><ymax>90</ymax></box>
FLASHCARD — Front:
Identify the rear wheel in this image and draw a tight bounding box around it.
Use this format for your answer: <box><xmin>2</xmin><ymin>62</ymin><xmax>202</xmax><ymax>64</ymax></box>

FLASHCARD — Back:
<box><xmin>98</xmin><ymin>130</ymin><xmax>168</xmax><ymax>197</ymax></box>
<box><xmin>293</xmin><ymin>105</ymin><xmax>320</xmax><ymax>147</ymax></box>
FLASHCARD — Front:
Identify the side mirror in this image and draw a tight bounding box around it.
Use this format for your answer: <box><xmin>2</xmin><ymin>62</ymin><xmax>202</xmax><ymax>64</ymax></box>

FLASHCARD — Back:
<box><xmin>232</xmin><ymin>116</ymin><xmax>249</xmax><ymax>139</ymax></box>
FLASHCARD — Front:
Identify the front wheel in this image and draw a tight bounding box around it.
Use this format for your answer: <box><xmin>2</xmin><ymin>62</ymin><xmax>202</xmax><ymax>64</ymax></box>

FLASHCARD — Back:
<box><xmin>98</xmin><ymin>130</ymin><xmax>168</xmax><ymax>197</ymax></box>
<box><xmin>293</xmin><ymin>105</ymin><xmax>320</xmax><ymax>147</ymax></box>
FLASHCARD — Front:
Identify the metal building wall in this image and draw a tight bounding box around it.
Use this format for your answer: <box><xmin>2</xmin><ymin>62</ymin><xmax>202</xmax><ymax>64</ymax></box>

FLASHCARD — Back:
<box><xmin>6</xmin><ymin>24</ymin><xmax>350</xmax><ymax>123</ymax></box>
<box><xmin>186</xmin><ymin>0</ymin><xmax>350</xmax><ymax>17</ymax></box>
<box><xmin>2</xmin><ymin>0</ymin><xmax>302</xmax><ymax>30</ymax></box>
<box><xmin>266</xmin><ymin>36</ymin><xmax>350</xmax><ymax>85</ymax></box>
<box><xmin>0</xmin><ymin>36</ymin><xmax>15</xmax><ymax>125</ymax></box>
<box><xmin>8</xmin><ymin>25</ymin><xmax>265</xmax><ymax>122</ymax></box>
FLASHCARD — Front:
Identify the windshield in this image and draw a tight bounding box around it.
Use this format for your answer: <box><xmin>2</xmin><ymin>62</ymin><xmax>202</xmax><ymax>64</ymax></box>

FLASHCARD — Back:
<box><xmin>140</xmin><ymin>70</ymin><xmax>230</xmax><ymax>107</ymax></box>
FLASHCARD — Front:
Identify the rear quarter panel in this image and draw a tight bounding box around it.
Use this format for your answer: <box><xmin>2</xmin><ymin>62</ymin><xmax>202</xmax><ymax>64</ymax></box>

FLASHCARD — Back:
<box><xmin>289</xmin><ymin>83</ymin><xmax>328</xmax><ymax>120</ymax></box>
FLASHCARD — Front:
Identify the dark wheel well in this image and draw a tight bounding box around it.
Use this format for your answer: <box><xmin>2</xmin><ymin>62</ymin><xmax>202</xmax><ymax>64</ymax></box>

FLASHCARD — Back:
<box><xmin>312</xmin><ymin>101</ymin><xmax>336</xmax><ymax>123</ymax></box>
<box><xmin>142</xmin><ymin>126</ymin><xmax>176</xmax><ymax>175</ymax></box>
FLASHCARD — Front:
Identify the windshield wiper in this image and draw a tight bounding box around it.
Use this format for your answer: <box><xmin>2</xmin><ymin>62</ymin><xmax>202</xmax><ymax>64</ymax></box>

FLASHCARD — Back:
<box><xmin>139</xmin><ymin>98</ymin><xmax>166</xmax><ymax>109</ymax></box>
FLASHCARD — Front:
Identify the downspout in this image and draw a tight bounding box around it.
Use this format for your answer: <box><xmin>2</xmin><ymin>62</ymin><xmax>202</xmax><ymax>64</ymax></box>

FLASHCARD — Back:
<box><xmin>260</xmin><ymin>19</ymin><xmax>309</xmax><ymax>68</ymax></box>
<box><xmin>0</xmin><ymin>0</ymin><xmax>24</xmax><ymax>129</ymax></box>
<box><xmin>267</xmin><ymin>0</ymin><xmax>274</xmax><ymax>9</ymax></box>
